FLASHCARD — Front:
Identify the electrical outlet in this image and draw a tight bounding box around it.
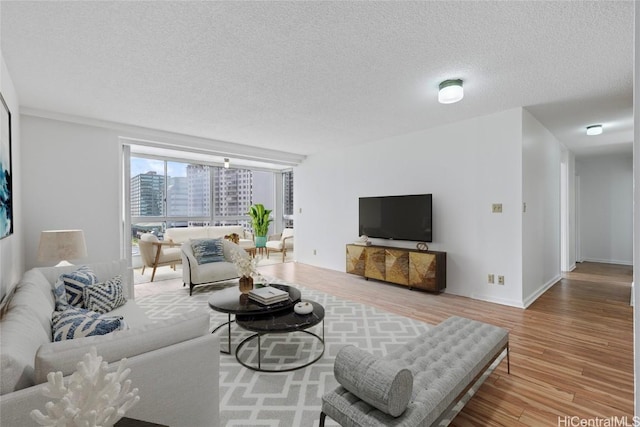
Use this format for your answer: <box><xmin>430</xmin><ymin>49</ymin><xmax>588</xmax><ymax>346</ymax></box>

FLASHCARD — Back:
<box><xmin>498</xmin><ymin>275</ymin><xmax>505</xmax><ymax>285</ymax></box>
<box><xmin>488</xmin><ymin>274</ymin><xmax>495</xmax><ymax>284</ymax></box>
<box><xmin>492</xmin><ymin>203</ymin><xmax>503</xmax><ymax>213</ymax></box>
<box><xmin>313</xmin><ymin>249</ymin><xmax>317</xmax><ymax>255</ymax></box>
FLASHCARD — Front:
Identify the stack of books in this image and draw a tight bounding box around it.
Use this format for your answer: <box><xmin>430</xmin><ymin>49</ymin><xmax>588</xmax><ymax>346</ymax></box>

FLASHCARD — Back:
<box><xmin>248</xmin><ymin>286</ymin><xmax>289</xmax><ymax>305</ymax></box>
<box><xmin>352</xmin><ymin>235</ymin><xmax>371</xmax><ymax>246</ymax></box>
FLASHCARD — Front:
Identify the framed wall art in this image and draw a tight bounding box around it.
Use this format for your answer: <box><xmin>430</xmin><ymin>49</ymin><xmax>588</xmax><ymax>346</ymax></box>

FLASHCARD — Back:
<box><xmin>0</xmin><ymin>92</ymin><xmax>12</xmax><ymax>239</ymax></box>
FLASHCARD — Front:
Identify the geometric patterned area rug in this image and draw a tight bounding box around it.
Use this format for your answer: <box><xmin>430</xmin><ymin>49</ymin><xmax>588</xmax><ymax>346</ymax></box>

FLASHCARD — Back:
<box><xmin>136</xmin><ymin>279</ymin><xmax>502</xmax><ymax>426</ymax></box>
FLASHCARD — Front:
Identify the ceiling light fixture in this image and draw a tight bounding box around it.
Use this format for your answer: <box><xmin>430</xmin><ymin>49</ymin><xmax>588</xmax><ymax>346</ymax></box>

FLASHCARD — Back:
<box><xmin>586</xmin><ymin>125</ymin><xmax>603</xmax><ymax>136</ymax></box>
<box><xmin>224</xmin><ymin>158</ymin><xmax>230</xmax><ymax>169</ymax></box>
<box><xmin>438</xmin><ymin>79</ymin><xmax>464</xmax><ymax>104</ymax></box>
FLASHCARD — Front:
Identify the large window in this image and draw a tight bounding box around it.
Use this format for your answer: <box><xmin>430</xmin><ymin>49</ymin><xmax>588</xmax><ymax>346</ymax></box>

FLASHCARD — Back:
<box><xmin>130</xmin><ymin>156</ymin><xmax>275</xmax><ymax>255</ymax></box>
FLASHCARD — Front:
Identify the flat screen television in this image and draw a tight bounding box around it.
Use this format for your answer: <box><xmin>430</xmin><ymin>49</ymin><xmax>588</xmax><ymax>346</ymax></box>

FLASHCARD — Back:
<box><xmin>359</xmin><ymin>194</ymin><xmax>432</xmax><ymax>242</ymax></box>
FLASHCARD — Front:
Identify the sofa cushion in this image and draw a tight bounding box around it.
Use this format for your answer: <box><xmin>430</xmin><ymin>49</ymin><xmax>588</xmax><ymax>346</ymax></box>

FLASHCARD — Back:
<box><xmin>165</xmin><ymin>227</ymin><xmax>206</xmax><ymax>244</ymax></box>
<box><xmin>0</xmin><ymin>271</ymin><xmax>56</xmax><ymax>395</ymax></box>
<box><xmin>189</xmin><ymin>260</ymin><xmax>238</xmax><ymax>285</ymax></box>
<box><xmin>334</xmin><ymin>345</ymin><xmax>413</xmax><ymax>417</ymax></box>
<box><xmin>191</xmin><ymin>238</ymin><xmax>225</xmax><ymax>264</ymax></box>
<box><xmin>34</xmin><ymin>310</ymin><xmax>210</xmax><ymax>384</ymax></box>
<box><xmin>206</xmin><ymin>225</ymin><xmax>245</xmax><ymax>239</ymax></box>
<box><xmin>166</xmin><ymin>225</ymin><xmax>249</xmax><ymax>243</ymax></box>
<box><xmin>51</xmin><ymin>307</ymin><xmax>124</xmax><ymax>341</ymax></box>
<box><xmin>83</xmin><ymin>275</ymin><xmax>126</xmax><ymax>314</ymax></box>
<box><xmin>59</xmin><ymin>265</ymin><xmax>98</xmax><ymax>307</ymax></box>
<box><xmin>107</xmin><ymin>300</ymin><xmax>151</xmax><ymax>329</ymax></box>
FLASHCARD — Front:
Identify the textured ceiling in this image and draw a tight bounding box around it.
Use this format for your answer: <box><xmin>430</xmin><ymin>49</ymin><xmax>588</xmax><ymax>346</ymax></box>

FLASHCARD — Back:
<box><xmin>0</xmin><ymin>1</ymin><xmax>634</xmax><ymax>160</ymax></box>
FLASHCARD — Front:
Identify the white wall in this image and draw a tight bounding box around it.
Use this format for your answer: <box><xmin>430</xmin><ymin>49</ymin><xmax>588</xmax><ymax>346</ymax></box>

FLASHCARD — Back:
<box><xmin>21</xmin><ymin>116</ymin><xmax>122</xmax><ymax>269</ymax></box>
<box><xmin>568</xmin><ymin>151</ymin><xmax>577</xmax><ymax>269</ymax></box>
<box><xmin>295</xmin><ymin>108</ymin><xmax>525</xmax><ymax>307</ymax></box>
<box><xmin>521</xmin><ymin>110</ymin><xmax>562</xmax><ymax>306</ymax></box>
<box><xmin>20</xmin><ymin>113</ymin><xmax>288</xmax><ymax>271</ymax></box>
<box><xmin>576</xmin><ymin>153</ymin><xmax>633</xmax><ymax>265</ymax></box>
<box><xmin>0</xmin><ymin>52</ymin><xmax>23</xmax><ymax>300</ymax></box>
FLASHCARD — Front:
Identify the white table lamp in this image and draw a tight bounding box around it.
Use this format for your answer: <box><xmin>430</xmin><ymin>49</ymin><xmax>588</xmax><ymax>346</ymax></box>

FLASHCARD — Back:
<box><xmin>37</xmin><ymin>229</ymin><xmax>88</xmax><ymax>266</ymax></box>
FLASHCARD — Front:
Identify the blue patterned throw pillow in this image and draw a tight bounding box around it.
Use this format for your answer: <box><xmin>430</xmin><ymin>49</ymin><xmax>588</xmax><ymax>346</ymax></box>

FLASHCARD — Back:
<box><xmin>52</xmin><ymin>307</ymin><xmax>124</xmax><ymax>341</ymax></box>
<box><xmin>53</xmin><ymin>278</ymin><xmax>70</xmax><ymax>311</ymax></box>
<box><xmin>191</xmin><ymin>238</ymin><xmax>225</xmax><ymax>264</ymax></box>
<box><xmin>59</xmin><ymin>266</ymin><xmax>98</xmax><ymax>308</ymax></box>
<box><xmin>83</xmin><ymin>275</ymin><xmax>126</xmax><ymax>314</ymax></box>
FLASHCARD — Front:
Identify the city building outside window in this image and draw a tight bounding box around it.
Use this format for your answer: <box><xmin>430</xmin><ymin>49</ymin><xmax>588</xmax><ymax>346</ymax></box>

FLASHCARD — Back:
<box><xmin>283</xmin><ymin>170</ymin><xmax>294</xmax><ymax>228</ymax></box>
<box><xmin>130</xmin><ymin>156</ymin><xmax>275</xmax><ymax>255</ymax></box>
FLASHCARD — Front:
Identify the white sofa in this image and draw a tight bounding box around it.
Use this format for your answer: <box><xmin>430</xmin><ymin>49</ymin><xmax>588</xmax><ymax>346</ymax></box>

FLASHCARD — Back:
<box><xmin>0</xmin><ymin>260</ymin><xmax>219</xmax><ymax>426</ymax></box>
<box><xmin>165</xmin><ymin>225</ymin><xmax>255</xmax><ymax>252</ymax></box>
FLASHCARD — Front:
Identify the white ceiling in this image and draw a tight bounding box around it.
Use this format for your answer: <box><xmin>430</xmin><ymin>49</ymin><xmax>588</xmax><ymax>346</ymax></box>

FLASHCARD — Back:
<box><xmin>0</xmin><ymin>1</ymin><xmax>634</xmax><ymax>161</ymax></box>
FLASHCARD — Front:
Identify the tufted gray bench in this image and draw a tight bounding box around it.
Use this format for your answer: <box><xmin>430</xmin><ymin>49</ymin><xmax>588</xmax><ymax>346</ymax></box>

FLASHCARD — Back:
<box><xmin>320</xmin><ymin>316</ymin><xmax>509</xmax><ymax>427</ymax></box>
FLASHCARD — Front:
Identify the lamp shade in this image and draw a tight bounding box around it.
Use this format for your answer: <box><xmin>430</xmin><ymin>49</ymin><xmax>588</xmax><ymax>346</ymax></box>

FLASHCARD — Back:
<box><xmin>38</xmin><ymin>230</ymin><xmax>88</xmax><ymax>264</ymax></box>
<box><xmin>438</xmin><ymin>79</ymin><xmax>464</xmax><ymax>104</ymax></box>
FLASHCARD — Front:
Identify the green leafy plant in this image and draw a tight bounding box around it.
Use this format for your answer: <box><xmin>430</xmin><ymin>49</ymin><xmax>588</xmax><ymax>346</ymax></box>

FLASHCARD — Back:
<box><xmin>248</xmin><ymin>204</ymin><xmax>273</xmax><ymax>237</ymax></box>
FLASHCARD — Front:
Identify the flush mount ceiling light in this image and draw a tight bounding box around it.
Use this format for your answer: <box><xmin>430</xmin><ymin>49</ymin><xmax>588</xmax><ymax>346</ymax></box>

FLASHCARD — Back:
<box><xmin>586</xmin><ymin>125</ymin><xmax>603</xmax><ymax>136</ymax></box>
<box><xmin>224</xmin><ymin>158</ymin><xmax>230</xmax><ymax>169</ymax></box>
<box><xmin>438</xmin><ymin>79</ymin><xmax>464</xmax><ymax>104</ymax></box>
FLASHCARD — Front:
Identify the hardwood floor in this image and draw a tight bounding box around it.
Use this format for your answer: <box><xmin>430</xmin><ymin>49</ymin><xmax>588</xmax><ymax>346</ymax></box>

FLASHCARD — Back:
<box><xmin>258</xmin><ymin>261</ymin><xmax>634</xmax><ymax>426</ymax></box>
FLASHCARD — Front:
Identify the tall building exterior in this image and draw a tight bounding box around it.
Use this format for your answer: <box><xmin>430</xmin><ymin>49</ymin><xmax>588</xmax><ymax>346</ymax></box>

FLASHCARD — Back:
<box><xmin>131</xmin><ymin>163</ymin><xmax>270</xmax><ymax>231</ymax></box>
<box><xmin>213</xmin><ymin>168</ymin><xmax>253</xmax><ymax>219</ymax></box>
<box><xmin>283</xmin><ymin>170</ymin><xmax>294</xmax><ymax>228</ymax></box>
<box><xmin>283</xmin><ymin>171</ymin><xmax>294</xmax><ymax>215</ymax></box>
<box><xmin>131</xmin><ymin>171</ymin><xmax>165</xmax><ymax>216</ymax></box>
<box><xmin>187</xmin><ymin>165</ymin><xmax>210</xmax><ymax>217</ymax></box>
<box><xmin>167</xmin><ymin>176</ymin><xmax>188</xmax><ymax>216</ymax></box>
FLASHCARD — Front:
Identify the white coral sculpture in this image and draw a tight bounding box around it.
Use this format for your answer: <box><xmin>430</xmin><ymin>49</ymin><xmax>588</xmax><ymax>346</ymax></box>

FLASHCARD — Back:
<box><xmin>31</xmin><ymin>346</ymin><xmax>140</xmax><ymax>427</ymax></box>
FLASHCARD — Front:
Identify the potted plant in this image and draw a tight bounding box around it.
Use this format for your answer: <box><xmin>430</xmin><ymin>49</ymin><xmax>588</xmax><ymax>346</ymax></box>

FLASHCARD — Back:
<box><xmin>248</xmin><ymin>204</ymin><xmax>273</xmax><ymax>248</ymax></box>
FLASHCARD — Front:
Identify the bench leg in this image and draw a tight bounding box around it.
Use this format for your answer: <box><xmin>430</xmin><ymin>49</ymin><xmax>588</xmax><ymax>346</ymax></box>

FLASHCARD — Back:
<box><xmin>507</xmin><ymin>343</ymin><xmax>511</xmax><ymax>374</ymax></box>
<box><xmin>319</xmin><ymin>412</ymin><xmax>326</xmax><ymax>427</ymax></box>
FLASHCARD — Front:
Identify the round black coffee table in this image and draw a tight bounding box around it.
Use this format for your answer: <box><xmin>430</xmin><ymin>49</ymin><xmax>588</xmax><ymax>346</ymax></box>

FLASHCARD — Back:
<box><xmin>208</xmin><ymin>284</ymin><xmax>301</xmax><ymax>354</ymax></box>
<box><xmin>235</xmin><ymin>300</ymin><xmax>325</xmax><ymax>372</ymax></box>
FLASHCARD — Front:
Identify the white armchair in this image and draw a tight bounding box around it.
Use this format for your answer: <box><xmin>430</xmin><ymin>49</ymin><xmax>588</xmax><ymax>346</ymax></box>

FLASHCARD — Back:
<box><xmin>138</xmin><ymin>233</ymin><xmax>182</xmax><ymax>282</ymax></box>
<box><xmin>266</xmin><ymin>228</ymin><xmax>294</xmax><ymax>262</ymax></box>
<box><xmin>181</xmin><ymin>239</ymin><xmax>249</xmax><ymax>296</ymax></box>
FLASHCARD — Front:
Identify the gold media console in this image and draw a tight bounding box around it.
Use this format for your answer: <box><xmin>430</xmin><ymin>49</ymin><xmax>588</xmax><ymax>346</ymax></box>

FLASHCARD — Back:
<box><xmin>346</xmin><ymin>244</ymin><xmax>446</xmax><ymax>293</ymax></box>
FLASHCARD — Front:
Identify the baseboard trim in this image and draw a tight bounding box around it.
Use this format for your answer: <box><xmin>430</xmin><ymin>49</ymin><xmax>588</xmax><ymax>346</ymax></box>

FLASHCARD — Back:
<box><xmin>580</xmin><ymin>258</ymin><xmax>633</xmax><ymax>266</ymax></box>
<box><xmin>468</xmin><ymin>293</ymin><xmax>525</xmax><ymax>309</ymax></box>
<box><xmin>522</xmin><ymin>274</ymin><xmax>561</xmax><ymax>308</ymax></box>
